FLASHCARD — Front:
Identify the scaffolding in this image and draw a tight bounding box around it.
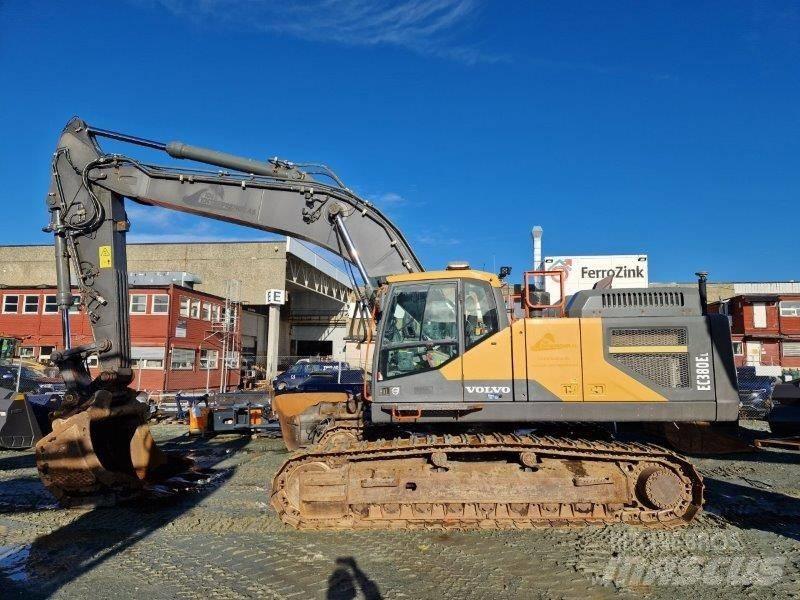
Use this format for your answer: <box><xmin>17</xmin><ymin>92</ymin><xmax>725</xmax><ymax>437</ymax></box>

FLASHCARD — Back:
<box><xmin>212</xmin><ymin>279</ymin><xmax>242</xmax><ymax>392</ymax></box>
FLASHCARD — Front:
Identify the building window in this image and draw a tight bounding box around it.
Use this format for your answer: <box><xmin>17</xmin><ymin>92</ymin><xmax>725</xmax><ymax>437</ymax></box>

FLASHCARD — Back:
<box><xmin>132</xmin><ymin>358</ymin><xmax>165</xmax><ymax>369</ymax></box>
<box><xmin>19</xmin><ymin>346</ymin><xmax>35</xmax><ymax>359</ymax></box>
<box><xmin>3</xmin><ymin>295</ymin><xmax>19</xmax><ymax>314</ymax></box>
<box><xmin>200</xmin><ymin>349</ymin><xmax>219</xmax><ymax>370</ymax></box>
<box><xmin>201</xmin><ymin>302</ymin><xmax>211</xmax><ymax>321</ymax></box>
<box><xmin>23</xmin><ymin>295</ymin><xmax>39</xmax><ymax>314</ymax></box>
<box><xmin>69</xmin><ymin>295</ymin><xmax>81</xmax><ymax>314</ymax></box>
<box><xmin>179</xmin><ymin>297</ymin><xmax>190</xmax><ymax>317</ymax></box>
<box><xmin>212</xmin><ymin>305</ymin><xmax>222</xmax><ymax>323</ymax></box>
<box><xmin>152</xmin><ymin>294</ymin><xmax>169</xmax><ymax>314</ymax></box>
<box><xmin>783</xmin><ymin>342</ymin><xmax>800</xmax><ymax>357</ymax></box>
<box><xmin>170</xmin><ymin>348</ymin><xmax>195</xmax><ymax>370</ymax></box>
<box><xmin>190</xmin><ymin>299</ymin><xmax>200</xmax><ymax>319</ymax></box>
<box><xmin>779</xmin><ymin>301</ymin><xmax>800</xmax><ymax>317</ymax></box>
<box><xmin>39</xmin><ymin>346</ymin><xmax>55</xmax><ymax>361</ymax></box>
<box><xmin>86</xmin><ymin>355</ymin><xmax>99</xmax><ymax>368</ymax></box>
<box><xmin>130</xmin><ymin>294</ymin><xmax>148</xmax><ymax>314</ymax></box>
<box><xmin>732</xmin><ymin>341</ymin><xmax>743</xmax><ymax>356</ymax></box>
<box><xmin>43</xmin><ymin>295</ymin><xmax>58</xmax><ymax>314</ymax></box>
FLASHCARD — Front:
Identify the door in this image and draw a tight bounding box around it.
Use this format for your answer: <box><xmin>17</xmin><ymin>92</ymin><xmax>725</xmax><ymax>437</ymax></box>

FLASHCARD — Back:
<box><xmin>375</xmin><ymin>281</ymin><xmax>463</xmax><ymax>403</ymax></box>
<box><xmin>746</xmin><ymin>341</ymin><xmax>762</xmax><ymax>366</ymax></box>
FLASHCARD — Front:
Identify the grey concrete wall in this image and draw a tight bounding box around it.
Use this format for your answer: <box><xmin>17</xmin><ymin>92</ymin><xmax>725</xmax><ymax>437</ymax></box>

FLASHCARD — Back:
<box><xmin>0</xmin><ymin>242</ymin><xmax>287</xmax><ymax>305</ymax></box>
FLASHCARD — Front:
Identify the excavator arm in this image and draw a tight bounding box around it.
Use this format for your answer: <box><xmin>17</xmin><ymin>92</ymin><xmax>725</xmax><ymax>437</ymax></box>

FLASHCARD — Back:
<box><xmin>37</xmin><ymin>117</ymin><xmax>422</xmax><ymax>502</ymax></box>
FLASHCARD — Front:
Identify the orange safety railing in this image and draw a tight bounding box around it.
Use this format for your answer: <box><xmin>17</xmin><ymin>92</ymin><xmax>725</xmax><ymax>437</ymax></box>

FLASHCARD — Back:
<box><xmin>522</xmin><ymin>269</ymin><xmax>566</xmax><ymax>318</ymax></box>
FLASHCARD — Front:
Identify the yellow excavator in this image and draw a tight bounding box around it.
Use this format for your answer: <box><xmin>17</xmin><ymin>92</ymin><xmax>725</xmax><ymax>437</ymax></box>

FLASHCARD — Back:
<box><xmin>36</xmin><ymin>118</ymin><xmax>739</xmax><ymax>529</ymax></box>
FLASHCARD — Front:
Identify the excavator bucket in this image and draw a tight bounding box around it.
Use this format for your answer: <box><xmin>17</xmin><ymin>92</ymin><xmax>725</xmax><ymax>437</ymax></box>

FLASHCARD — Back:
<box><xmin>35</xmin><ymin>391</ymin><xmax>169</xmax><ymax>503</ymax></box>
<box><xmin>661</xmin><ymin>422</ymin><xmax>752</xmax><ymax>455</ymax></box>
<box><xmin>0</xmin><ymin>393</ymin><xmax>43</xmax><ymax>449</ymax></box>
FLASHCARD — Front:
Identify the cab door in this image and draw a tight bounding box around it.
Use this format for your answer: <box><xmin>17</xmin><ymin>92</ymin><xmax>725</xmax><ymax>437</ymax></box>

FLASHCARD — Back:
<box><xmin>374</xmin><ymin>280</ymin><xmax>463</xmax><ymax>404</ymax></box>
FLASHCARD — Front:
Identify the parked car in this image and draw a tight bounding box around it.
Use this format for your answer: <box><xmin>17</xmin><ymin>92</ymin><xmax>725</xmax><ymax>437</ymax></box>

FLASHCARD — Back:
<box><xmin>768</xmin><ymin>378</ymin><xmax>800</xmax><ymax>437</ymax></box>
<box><xmin>272</xmin><ymin>360</ymin><xmax>350</xmax><ymax>392</ymax></box>
<box><xmin>736</xmin><ymin>366</ymin><xmax>777</xmax><ymax>420</ymax></box>
<box><xmin>288</xmin><ymin>369</ymin><xmax>365</xmax><ymax>398</ymax></box>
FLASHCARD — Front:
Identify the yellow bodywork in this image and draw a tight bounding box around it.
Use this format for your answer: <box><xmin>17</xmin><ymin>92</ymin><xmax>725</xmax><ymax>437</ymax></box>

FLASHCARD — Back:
<box><xmin>442</xmin><ymin>317</ymin><xmax>668</xmax><ymax>402</ymax></box>
<box><xmin>387</xmin><ymin>269</ymin><xmax>501</xmax><ymax>287</ymax></box>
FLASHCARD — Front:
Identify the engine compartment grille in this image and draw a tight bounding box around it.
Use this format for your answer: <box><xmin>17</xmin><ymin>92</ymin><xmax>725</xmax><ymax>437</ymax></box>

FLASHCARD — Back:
<box><xmin>601</xmin><ymin>291</ymin><xmax>685</xmax><ymax>308</ymax></box>
<box><xmin>610</xmin><ymin>327</ymin><xmax>687</xmax><ymax>347</ymax></box>
<box><xmin>613</xmin><ymin>353</ymin><xmax>691</xmax><ymax>389</ymax></box>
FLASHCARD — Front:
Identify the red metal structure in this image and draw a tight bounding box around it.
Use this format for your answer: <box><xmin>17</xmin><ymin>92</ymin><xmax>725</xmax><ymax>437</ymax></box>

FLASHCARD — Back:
<box><xmin>709</xmin><ymin>293</ymin><xmax>800</xmax><ymax>371</ymax></box>
<box><xmin>0</xmin><ymin>284</ymin><xmax>241</xmax><ymax>392</ymax></box>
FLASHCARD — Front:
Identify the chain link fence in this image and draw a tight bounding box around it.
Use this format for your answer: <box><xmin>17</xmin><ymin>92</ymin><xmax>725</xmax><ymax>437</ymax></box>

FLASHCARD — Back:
<box><xmin>736</xmin><ymin>365</ymin><xmax>779</xmax><ymax>420</ymax></box>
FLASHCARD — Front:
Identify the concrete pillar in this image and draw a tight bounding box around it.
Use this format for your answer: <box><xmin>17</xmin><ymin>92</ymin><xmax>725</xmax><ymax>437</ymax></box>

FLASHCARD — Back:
<box><xmin>266</xmin><ymin>304</ymin><xmax>281</xmax><ymax>381</ymax></box>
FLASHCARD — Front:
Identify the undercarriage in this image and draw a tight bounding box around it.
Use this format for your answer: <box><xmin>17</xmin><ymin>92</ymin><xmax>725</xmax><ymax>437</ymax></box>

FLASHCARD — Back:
<box><xmin>270</xmin><ymin>427</ymin><xmax>704</xmax><ymax>530</ymax></box>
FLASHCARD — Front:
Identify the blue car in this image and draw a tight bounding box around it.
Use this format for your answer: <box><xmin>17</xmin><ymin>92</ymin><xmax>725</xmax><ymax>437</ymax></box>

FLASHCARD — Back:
<box><xmin>272</xmin><ymin>361</ymin><xmax>350</xmax><ymax>392</ymax></box>
<box><xmin>290</xmin><ymin>370</ymin><xmax>365</xmax><ymax>398</ymax></box>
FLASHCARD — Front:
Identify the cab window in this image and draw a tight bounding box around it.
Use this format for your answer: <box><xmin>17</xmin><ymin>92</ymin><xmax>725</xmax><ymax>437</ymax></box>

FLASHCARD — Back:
<box><xmin>463</xmin><ymin>281</ymin><xmax>499</xmax><ymax>349</ymax></box>
<box><xmin>379</xmin><ymin>282</ymin><xmax>458</xmax><ymax>380</ymax></box>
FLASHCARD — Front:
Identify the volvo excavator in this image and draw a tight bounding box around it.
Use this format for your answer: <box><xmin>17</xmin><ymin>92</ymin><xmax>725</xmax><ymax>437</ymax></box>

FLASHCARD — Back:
<box><xmin>36</xmin><ymin>117</ymin><xmax>739</xmax><ymax>529</ymax></box>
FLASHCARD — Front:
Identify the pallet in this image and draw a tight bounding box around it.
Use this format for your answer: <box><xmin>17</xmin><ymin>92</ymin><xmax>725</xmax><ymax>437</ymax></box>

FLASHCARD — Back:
<box><xmin>754</xmin><ymin>437</ymin><xmax>800</xmax><ymax>451</ymax></box>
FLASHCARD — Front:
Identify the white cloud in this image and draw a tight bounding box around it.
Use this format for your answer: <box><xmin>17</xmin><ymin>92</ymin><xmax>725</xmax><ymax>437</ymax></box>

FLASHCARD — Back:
<box><xmin>149</xmin><ymin>0</ymin><xmax>504</xmax><ymax>64</ymax></box>
<box><xmin>416</xmin><ymin>232</ymin><xmax>461</xmax><ymax>245</ymax></box>
<box><xmin>372</xmin><ymin>192</ymin><xmax>407</xmax><ymax>205</ymax></box>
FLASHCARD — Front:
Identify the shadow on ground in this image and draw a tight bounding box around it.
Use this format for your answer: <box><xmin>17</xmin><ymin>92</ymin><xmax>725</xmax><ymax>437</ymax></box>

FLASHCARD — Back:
<box><xmin>0</xmin><ymin>432</ymin><xmax>249</xmax><ymax>599</ymax></box>
<box><xmin>326</xmin><ymin>557</ymin><xmax>383</xmax><ymax>600</ymax></box>
<box><xmin>703</xmin><ymin>476</ymin><xmax>800</xmax><ymax>543</ymax></box>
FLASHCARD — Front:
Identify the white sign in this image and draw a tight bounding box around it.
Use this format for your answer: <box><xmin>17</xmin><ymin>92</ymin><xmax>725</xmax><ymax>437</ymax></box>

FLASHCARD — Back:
<box><xmin>543</xmin><ymin>255</ymin><xmax>648</xmax><ymax>303</ymax></box>
<box><xmin>265</xmin><ymin>289</ymin><xmax>286</xmax><ymax>305</ymax></box>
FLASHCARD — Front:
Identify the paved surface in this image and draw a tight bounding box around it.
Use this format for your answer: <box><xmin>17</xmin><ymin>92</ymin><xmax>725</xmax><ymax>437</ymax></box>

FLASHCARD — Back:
<box><xmin>0</xmin><ymin>422</ymin><xmax>798</xmax><ymax>599</ymax></box>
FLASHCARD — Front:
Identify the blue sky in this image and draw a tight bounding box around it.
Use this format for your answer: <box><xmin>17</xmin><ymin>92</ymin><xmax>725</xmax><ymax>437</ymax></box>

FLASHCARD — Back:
<box><xmin>1</xmin><ymin>1</ymin><xmax>798</xmax><ymax>283</ymax></box>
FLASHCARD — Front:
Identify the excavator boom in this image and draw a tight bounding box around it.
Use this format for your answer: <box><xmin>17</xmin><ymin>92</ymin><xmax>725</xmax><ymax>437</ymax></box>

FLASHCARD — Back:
<box><xmin>38</xmin><ymin>117</ymin><xmax>420</xmax><ymax>501</ymax></box>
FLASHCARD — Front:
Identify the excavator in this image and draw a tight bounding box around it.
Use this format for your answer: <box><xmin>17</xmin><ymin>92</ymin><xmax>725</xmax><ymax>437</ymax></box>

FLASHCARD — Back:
<box><xmin>36</xmin><ymin>117</ymin><xmax>739</xmax><ymax>529</ymax></box>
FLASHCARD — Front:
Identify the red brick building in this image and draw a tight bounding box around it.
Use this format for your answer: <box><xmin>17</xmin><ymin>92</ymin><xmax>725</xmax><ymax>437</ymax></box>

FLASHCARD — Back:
<box><xmin>0</xmin><ymin>284</ymin><xmax>241</xmax><ymax>393</ymax></box>
<box><xmin>709</xmin><ymin>294</ymin><xmax>800</xmax><ymax>372</ymax></box>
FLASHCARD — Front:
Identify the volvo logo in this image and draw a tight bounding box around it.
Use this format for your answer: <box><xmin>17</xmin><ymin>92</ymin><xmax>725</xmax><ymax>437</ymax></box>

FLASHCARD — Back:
<box><xmin>465</xmin><ymin>386</ymin><xmax>511</xmax><ymax>394</ymax></box>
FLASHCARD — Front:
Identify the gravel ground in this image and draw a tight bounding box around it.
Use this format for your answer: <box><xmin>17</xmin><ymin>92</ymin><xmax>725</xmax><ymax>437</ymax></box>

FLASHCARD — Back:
<box><xmin>0</xmin><ymin>421</ymin><xmax>798</xmax><ymax>600</ymax></box>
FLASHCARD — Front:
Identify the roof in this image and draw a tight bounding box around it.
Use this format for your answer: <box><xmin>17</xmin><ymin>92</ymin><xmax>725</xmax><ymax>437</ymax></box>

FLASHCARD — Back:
<box><xmin>387</xmin><ymin>270</ymin><xmax>501</xmax><ymax>287</ymax></box>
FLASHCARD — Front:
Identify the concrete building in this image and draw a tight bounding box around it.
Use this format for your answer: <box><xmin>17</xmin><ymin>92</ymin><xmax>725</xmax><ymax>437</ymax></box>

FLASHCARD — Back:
<box><xmin>0</xmin><ymin>239</ymin><xmax>353</xmax><ymax>377</ymax></box>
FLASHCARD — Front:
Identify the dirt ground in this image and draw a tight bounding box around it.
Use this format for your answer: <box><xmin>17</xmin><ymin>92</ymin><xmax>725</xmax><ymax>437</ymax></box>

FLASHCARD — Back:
<box><xmin>0</xmin><ymin>421</ymin><xmax>798</xmax><ymax>600</ymax></box>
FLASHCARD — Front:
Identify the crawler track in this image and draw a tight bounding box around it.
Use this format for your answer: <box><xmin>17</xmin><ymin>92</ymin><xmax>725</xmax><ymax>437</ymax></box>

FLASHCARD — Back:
<box><xmin>270</xmin><ymin>432</ymin><xmax>703</xmax><ymax>530</ymax></box>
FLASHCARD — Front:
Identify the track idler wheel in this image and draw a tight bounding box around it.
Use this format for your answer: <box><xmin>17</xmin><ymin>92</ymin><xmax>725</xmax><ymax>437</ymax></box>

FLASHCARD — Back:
<box><xmin>35</xmin><ymin>390</ymin><xmax>169</xmax><ymax>503</ymax></box>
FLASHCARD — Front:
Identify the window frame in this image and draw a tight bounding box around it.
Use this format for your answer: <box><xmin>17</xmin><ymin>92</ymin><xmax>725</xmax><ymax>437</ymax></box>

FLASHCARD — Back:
<box><xmin>190</xmin><ymin>299</ymin><xmax>200</xmax><ymax>319</ymax></box>
<box><xmin>3</xmin><ymin>295</ymin><xmax>19</xmax><ymax>314</ymax></box>
<box><xmin>779</xmin><ymin>300</ymin><xmax>800</xmax><ymax>317</ymax></box>
<box><xmin>378</xmin><ymin>280</ymin><xmax>462</xmax><ymax>381</ymax></box>
<box><xmin>68</xmin><ymin>295</ymin><xmax>81</xmax><ymax>314</ymax></box>
<box><xmin>212</xmin><ymin>305</ymin><xmax>222</xmax><ymax>323</ymax></box>
<box><xmin>199</xmin><ymin>349</ymin><xmax>219</xmax><ymax>370</ymax></box>
<box><xmin>201</xmin><ymin>301</ymin><xmax>212</xmax><ymax>321</ymax></box>
<box><xmin>732</xmin><ymin>341</ymin><xmax>743</xmax><ymax>356</ymax></box>
<box><xmin>132</xmin><ymin>357</ymin><xmax>165</xmax><ymax>369</ymax></box>
<box><xmin>23</xmin><ymin>295</ymin><xmax>40</xmax><ymax>314</ymax></box>
<box><xmin>43</xmin><ymin>295</ymin><xmax>58</xmax><ymax>314</ymax></box>
<box><xmin>152</xmin><ymin>294</ymin><xmax>170</xmax><ymax>314</ymax></box>
<box><xmin>170</xmin><ymin>347</ymin><xmax>195</xmax><ymax>371</ymax></box>
<box><xmin>463</xmin><ymin>280</ymin><xmax>500</xmax><ymax>351</ymax></box>
<box><xmin>19</xmin><ymin>346</ymin><xmax>35</xmax><ymax>359</ymax></box>
<box><xmin>179</xmin><ymin>296</ymin><xmax>190</xmax><ymax>317</ymax></box>
<box><xmin>783</xmin><ymin>342</ymin><xmax>800</xmax><ymax>357</ymax></box>
<box><xmin>130</xmin><ymin>294</ymin><xmax>148</xmax><ymax>315</ymax></box>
